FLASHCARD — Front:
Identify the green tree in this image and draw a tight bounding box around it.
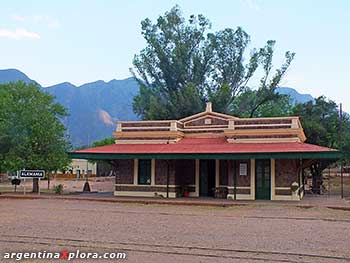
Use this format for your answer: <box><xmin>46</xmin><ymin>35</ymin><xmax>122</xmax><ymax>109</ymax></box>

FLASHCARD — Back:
<box><xmin>292</xmin><ymin>96</ymin><xmax>349</xmax><ymax>193</ymax></box>
<box><xmin>131</xmin><ymin>6</ymin><xmax>295</xmax><ymax>119</ymax></box>
<box><xmin>231</xmin><ymin>87</ymin><xmax>293</xmax><ymax>117</ymax></box>
<box><xmin>92</xmin><ymin>137</ymin><xmax>115</xmax><ymax>147</ymax></box>
<box><xmin>0</xmin><ymin>82</ymin><xmax>71</xmax><ymax>192</ymax></box>
<box><xmin>75</xmin><ymin>137</ymin><xmax>115</xmax><ymax>150</ymax></box>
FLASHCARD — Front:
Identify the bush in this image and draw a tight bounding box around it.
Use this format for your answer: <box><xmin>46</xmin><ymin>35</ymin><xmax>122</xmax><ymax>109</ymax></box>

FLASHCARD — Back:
<box><xmin>290</xmin><ymin>182</ymin><xmax>299</xmax><ymax>192</ymax></box>
<box><xmin>54</xmin><ymin>184</ymin><xmax>64</xmax><ymax>195</ymax></box>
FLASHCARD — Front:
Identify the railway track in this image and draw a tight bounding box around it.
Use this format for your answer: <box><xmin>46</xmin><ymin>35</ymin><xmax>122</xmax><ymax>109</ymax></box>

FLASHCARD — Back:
<box><xmin>3</xmin><ymin>205</ymin><xmax>350</xmax><ymax>224</ymax></box>
<box><xmin>1</xmin><ymin>234</ymin><xmax>349</xmax><ymax>263</ymax></box>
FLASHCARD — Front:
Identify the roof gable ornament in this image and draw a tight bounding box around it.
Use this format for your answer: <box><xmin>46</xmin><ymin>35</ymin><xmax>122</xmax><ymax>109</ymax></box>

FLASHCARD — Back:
<box><xmin>179</xmin><ymin>102</ymin><xmax>238</xmax><ymax>123</ymax></box>
<box><xmin>206</xmin><ymin>102</ymin><xmax>212</xmax><ymax>112</ymax></box>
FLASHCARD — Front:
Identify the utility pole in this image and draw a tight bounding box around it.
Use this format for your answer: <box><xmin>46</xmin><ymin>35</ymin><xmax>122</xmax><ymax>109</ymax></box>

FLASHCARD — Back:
<box><xmin>83</xmin><ymin>134</ymin><xmax>91</xmax><ymax>192</ymax></box>
<box><xmin>166</xmin><ymin>160</ymin><xmax>170</xmax><ymax>198</ymax></box>
<box><xmin>340</xmin><ymin>103</ymin><xmax>344</xmax><ymax>199</ymax></box>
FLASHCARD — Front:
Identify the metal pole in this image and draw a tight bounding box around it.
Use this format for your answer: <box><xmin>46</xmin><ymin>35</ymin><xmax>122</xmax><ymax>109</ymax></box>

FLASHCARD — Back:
<box><xmin>328</xmin><ymin>166</ymin><xmax>331</xmax><ymax>197</ymax></box>
<box><xmin>233</xmin><ymin>161</ymin><xmax>237</xmax><ymax>201</ymax></box>
<box><xmin>166</xmin><ymin>160</ymin><xmax>170</xmax><ymax>198</ymax></box>
<box><xmin>340</xmin><ymin>103</ymin><xmax>344</xmax><ymax>199</ymax></box>
<box><xmin>341</xmin><ymin>163</ymin><xmax>344</xmax><ymax>199</ymax></box>
<box><xmin>299</xmin><ymin>159</ymin><xmax>302</xmax><ymax>197</ymax></box>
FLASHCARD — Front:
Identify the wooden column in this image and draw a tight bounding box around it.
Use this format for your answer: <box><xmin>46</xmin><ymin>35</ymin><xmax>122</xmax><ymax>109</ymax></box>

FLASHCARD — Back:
<box><xmin>271</xmin><ymin>159</ymin><xmax>275</xmax><ymax>200</ymax></box>
<box><xmin>227</xmin><ymin>160</ymin><xmax>233</xmax><ymax>186</ymax></box>
<box><xmin>133</xmin><ymin>159</ymin><xmax>138</xmax><ymax>185</ymax></box>
<box><xmin>195</xmin><ymin>159</ymin><xmax>200</xmax><ymax>197</ymax></box>
<box><xmin>151</xmin><ymin>159</ymin><xmax>155</xmax><ymax>186</ymax></box>
<box><xmin>250</xmin><ymin>159</ymin><xmax>255</xmax><ymax>200</ymax></box>
<box><xmin>215</xmin><ymin>160</ymin><xmax>220</xmax><ymax>188</ymax></box>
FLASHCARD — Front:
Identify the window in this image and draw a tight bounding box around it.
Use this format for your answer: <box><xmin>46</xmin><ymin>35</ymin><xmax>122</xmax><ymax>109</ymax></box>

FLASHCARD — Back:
<box><xmin>239</xmin><ymin>163</ymin><xmax>248</xmax><ymax>176</ymax></box>
<box><xmin>138</xmin><ymin>159</ymin><xmax>151</xmax><ymax>185</ymax></box>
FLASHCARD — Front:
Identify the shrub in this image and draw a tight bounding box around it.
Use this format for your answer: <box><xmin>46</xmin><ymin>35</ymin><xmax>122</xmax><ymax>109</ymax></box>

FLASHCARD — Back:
<box><xmin>54</xmin><ymin>184</ymin><xmax>64</xmax><ymax>195</ymax></box>
<box><xmin>290</xmin><ymin>182</ymin><xmax>299</xmax><ymax>192</ymax></box>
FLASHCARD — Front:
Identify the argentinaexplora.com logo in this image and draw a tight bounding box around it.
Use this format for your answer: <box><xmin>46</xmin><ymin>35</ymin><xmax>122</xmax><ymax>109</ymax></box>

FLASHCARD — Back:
<box><xmin>2</xmin><ymin>250</ymin><xmax>127</xmax><ymax>261</ymax></box>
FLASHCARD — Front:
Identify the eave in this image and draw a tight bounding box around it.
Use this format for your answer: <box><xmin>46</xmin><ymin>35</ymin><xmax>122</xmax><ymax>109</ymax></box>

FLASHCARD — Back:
<box><xmin>68</xmin><ymin>151</ymin><xmax>341</xmax><ymax>160</ymax></box>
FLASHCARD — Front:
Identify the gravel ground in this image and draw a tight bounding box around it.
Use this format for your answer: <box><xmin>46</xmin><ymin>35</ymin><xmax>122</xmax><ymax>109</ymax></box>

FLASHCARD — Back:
<box><xmin>0</xmin><ymin>199</ymin><xmax>350</xmax><ymax>263</ymax></box>
<box><xmin>0</xmin><ymin>177</ymin><xmax>114</xmax><ymax>194</ymax></box>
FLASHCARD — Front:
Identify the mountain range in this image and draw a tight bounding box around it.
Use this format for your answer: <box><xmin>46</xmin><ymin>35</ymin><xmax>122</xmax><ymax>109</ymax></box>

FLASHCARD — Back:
<box><xmin>0</xmin><ymin>68</ymin><xmax>314</xmax><ymax>147</ymax></box>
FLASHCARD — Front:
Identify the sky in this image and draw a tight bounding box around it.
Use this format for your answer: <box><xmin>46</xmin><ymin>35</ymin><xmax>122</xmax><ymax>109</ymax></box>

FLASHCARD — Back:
<box><xmin>0</xmin><ymin>0</ymin><xmax>349</xmax><ymax>111</ymax></box>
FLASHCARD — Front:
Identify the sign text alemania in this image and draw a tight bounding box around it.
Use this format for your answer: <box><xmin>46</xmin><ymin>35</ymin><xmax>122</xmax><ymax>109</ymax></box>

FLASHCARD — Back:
<box><xmin>19</xmin><ymin>170</ymin><xmax>45</xmax><ymax>178</ymax></box>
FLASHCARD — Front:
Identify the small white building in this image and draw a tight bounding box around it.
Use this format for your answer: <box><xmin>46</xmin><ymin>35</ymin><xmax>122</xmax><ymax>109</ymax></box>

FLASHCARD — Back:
<box><xmin>66</xmin><ymin>159</ymin><xmax>97</xmax><ymax>178</ymax></box>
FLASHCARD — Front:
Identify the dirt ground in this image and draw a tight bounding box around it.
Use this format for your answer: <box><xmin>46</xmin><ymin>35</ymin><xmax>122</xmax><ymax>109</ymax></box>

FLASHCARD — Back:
<box><xmin>0</xmin><ymin>176</ymin><xmax>115</xmax><ymax>194</ymax></box>
<box><xmin>1</xmin><ymin>175</ymin><xmax>349</xmax><ymax>199</ymax></box>
<box><xmin>0</xmin><ymin>199</ymin><xmax>350</xmax><ymax>263</ymax></box>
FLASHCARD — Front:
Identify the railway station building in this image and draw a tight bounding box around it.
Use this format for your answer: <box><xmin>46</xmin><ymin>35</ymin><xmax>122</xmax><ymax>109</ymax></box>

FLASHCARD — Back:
<box><xmin>70</xmin><ymin>103</ymin><xmax>340</xmax><ymax>200</ymax></box>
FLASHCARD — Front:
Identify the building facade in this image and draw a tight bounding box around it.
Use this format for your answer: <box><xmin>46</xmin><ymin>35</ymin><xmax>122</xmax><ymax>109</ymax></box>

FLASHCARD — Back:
<box><xmin>71</xmin><ymin>103</ymin><xmax>339</xmax><ymax>200</ymax></box>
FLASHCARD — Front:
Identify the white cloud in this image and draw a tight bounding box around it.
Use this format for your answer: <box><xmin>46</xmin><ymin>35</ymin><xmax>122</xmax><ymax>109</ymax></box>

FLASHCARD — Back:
<box><xmin>241</xmin><ymin>0</ymin><xmax>261</xmax><ymax>11</ymax></box>
<box><xmin>33</xmin><ymin>14</ymin><xmax>61</xmax><ymax>29</ymax></box>
<box><xmin>11</xmin><ymin>14</ymin><xmax>25</xmax><ymax>21</ymax></box>
<box><xmin>0</xmin><ymin>28</ymin><xmax>40</xmax><ymax>40</ymax></box>
<box><xmin>47</xmin><ymin>20</ymin><xmax>60</xmax><ymax>29</ymax></box>
<box><xmin>10</xmin><ymin>13</ymin><xmax>61</xmax><ymax>29</ymax></box>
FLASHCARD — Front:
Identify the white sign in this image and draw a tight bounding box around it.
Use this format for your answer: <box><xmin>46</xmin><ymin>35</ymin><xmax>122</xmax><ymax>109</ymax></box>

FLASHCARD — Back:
<box><xmin>19</xmin><ymin>170</ymin><xmax>45</xmax><ymax>178</ymax></box>
<box><xmin>239</xmin><ymin>163</ymin><xmax>247</xmax><ymax>176</ymax></box>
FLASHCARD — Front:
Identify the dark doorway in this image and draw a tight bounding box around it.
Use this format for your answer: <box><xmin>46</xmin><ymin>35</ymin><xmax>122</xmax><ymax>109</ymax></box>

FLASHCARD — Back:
<box><xmin>255</xmin><ymin>159</ymin><xmax>271</xmax><ymax>200</ymax></box>
<box><xmin>200</xmin><ymin>160</ymin><xmax>216</xmax><ymax>197</ymax></box>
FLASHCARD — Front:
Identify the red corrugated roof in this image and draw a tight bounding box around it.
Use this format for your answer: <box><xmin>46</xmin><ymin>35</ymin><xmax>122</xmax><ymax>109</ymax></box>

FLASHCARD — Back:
<box><xmin>75</xmin><ymin>138</ymin><xmax>336</xmax><ymax>154</ymax></box>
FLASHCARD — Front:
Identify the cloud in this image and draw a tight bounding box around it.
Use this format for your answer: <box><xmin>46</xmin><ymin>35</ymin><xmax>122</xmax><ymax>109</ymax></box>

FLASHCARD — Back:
<box><xmin>11</xmin><ymin>14</ymin><xmax>25</xmax><ymax>21</ymax></box>
<box><xmin>98</xmin><ymin>109</ymin><xmax>114</xmax><ymax>126</ymax></box>
<box><xmin>0</xmin><ymin>28</ymin><xmax>40</xmax><ymax>39</ymax></box>
<box><xmin>10</xmin><ymin>13</ymin><xmax>61</xmax><ymax>29</ymax></box>
<box><xmin>47</xmin><ymin>20</ymin><xmax>60</xmax><ymax>29</ymax></box>
<box><xmin>241</xmin><ymin>0</ymin><xmax>261</xmax><ymax>11</ymax></box>
<box><xmin>33</xmin><ymin>14</ymin><xmax>61</xmax><ymax>29</ymax></box>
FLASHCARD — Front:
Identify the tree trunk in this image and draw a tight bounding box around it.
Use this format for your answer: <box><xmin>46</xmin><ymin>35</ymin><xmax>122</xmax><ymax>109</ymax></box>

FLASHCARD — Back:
<box><xmin>47</xmin><ymin>172</ymin><xmax>50</xmax><ymax>190</ymax></box>
<box><xmin>32</xmin><ymin>178</ymin><xmax>39</xmax><ymax>193</ymax></box>
<box><xmin>310</xmin><ymin>160</ymin><xmax>330</xmax><ymax>194</ymax></box>
<box><xmin>312</xmin><ymin>172</ymin><xmax>322</xmax><ymax>194</ymax></box>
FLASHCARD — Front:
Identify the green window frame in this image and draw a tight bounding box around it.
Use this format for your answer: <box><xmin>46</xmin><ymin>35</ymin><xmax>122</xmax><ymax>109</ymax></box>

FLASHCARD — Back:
<box><xmin>138</xmin><ymin>159</ymin><xmax>151</xmax><ymax>185</ymax></box>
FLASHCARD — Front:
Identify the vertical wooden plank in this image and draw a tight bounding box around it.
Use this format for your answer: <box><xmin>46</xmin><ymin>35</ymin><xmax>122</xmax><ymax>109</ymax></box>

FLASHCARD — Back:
<box><xmin>250</xmin><ymin>159</ymin><xmax>255</xmax><ymax>200</ymax></box>
<box><xmin>227</xmin><ymin>160</ymin><xmax>233</xmax><ymax>186</ymax></box>
<box><xmin>151</xmin><ymin>159</ymin><xmax>155</xmax><ymax>186</ymax></box>
<box><xmin>195</xmin><ymin>159</ymin><xmax>200</xmax><ymax>197</ymax></box>
<box><xmin>133</xmin><ymin>159</ymin><xmax>138</xmax><ymax>185</ymax></box>
<box><xmin>271</xmin><ymin>159</ymin><xmax>275</xmax><ymax>200</ymax></box>
<box><xmin>215</xmin><ymin>160</ymin><xmax>220</xmax><ymax>188</ymax></box>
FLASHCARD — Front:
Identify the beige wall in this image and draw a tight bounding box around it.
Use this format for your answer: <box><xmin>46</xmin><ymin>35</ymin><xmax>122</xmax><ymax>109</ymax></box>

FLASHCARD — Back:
<box><xmin>114</xmin><ymin>157</ymin><xmax>303</xmax><ymax>201</ymax></box>
<box><xmin>55</xmin><ymin>159</ymin><xmax>97</xmax><ymax>175</ymax></box>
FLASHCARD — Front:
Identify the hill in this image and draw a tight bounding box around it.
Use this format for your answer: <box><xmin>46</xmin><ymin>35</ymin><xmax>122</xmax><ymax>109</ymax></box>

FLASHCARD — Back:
<box><xmin>0</xmin><ymin>69</ymin><xmax>314</xmax><ymax>146</ymax></box>
<box><xmin>45</xmin><ymin>78</ymin><xmax>139</xmax><ymax>146</ymax></box>
<box><xmin>0</xmin><ymin>69</ymin><xmax>39</xmax><ymax>85</ymax></box>
<box><xmin>276</xmin><ymin>87</ymin><xmax>314</xmax><ymax>104</ymax></box>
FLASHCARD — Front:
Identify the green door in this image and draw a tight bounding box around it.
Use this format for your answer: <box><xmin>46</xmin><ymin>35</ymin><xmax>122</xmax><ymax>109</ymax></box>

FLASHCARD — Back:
<box><xmin>255</xmin><ymin>159</ymin><xmax>271</xmax><ymax>200</ymax></box>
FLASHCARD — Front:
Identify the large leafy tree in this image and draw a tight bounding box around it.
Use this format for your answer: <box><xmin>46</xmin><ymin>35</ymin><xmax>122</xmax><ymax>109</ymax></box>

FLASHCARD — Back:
<box><xmin>92</xmin><ymin>137</ymin><xmax>115</xmax><ymax>147</ymax></box>
<box><xmin>0</xmin><ymin>82</ymin><xmax>71</xmax><ymax>192</ymax></box>
<box><xmin>132</xmin><ymin>6</ymin><xmax>295</xmax><ymax>119</ymax></box>
<box><xmin>231</xmin><ymin>87</ymin><xmax>293</xmax><ymax>117</ymax></box>
<box><xmin>292</xmin><ymin>96</ymin><xmax>350</xmax><ymax>193</ymax></box>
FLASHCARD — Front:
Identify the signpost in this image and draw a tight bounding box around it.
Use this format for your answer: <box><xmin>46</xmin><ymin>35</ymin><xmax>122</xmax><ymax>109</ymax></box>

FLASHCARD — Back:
<box><xmin>19</xmin><ymin>170</ymin><xmax>45</xmax><ymax>178</ymax></box>
<box><xmin>339</xmin><ymin>103</ymin><xmax>344</xmax><ymax>199</ymax></box>
<box><xmin>19</xmin><ymin>170</ymin><xmax>45</xmax><ymax>195</ymax></box>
